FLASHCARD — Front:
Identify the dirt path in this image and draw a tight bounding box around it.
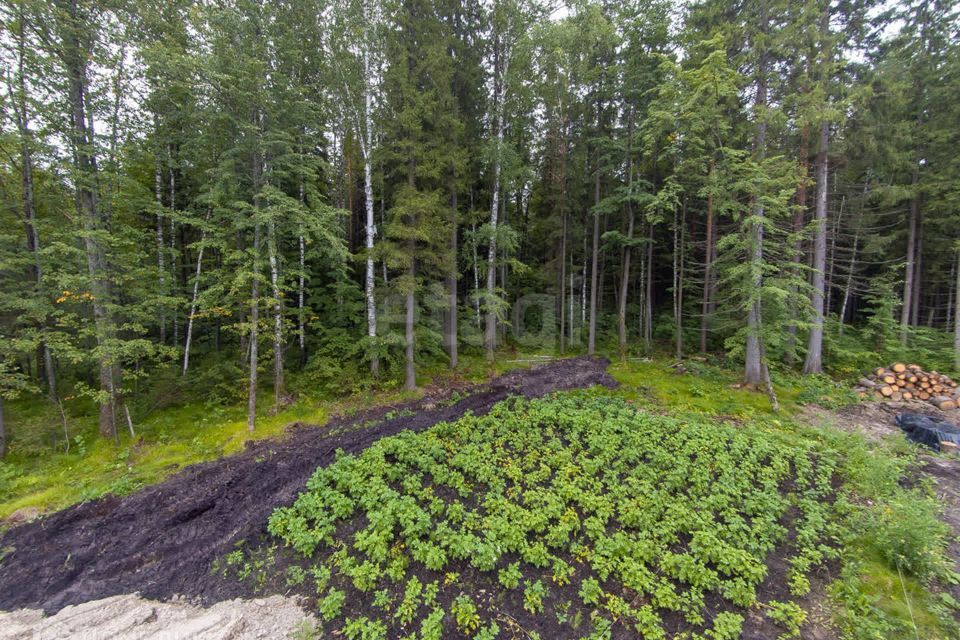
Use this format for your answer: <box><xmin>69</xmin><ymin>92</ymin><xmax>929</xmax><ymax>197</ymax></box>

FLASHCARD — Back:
<box><xmin>0</xmin><ymin>356</ymin><xmax>615</xmax><ymax>615</ymax></box>
<box><xmin>0</xmin><ymin>594</ymin><xmax>314</xmax><ymax>640</ymax></box>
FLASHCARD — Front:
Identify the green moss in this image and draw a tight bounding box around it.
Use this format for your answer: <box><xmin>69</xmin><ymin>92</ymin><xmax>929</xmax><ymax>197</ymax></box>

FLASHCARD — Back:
<box><xmin>0</xmin><ymin>398</ymin><xmax>329</xmax><ymax>520</ymax></box>
<box><xmin>607</xmin><ymin>358</ymin><xmax>797</xmax><ymax>416</ymax></box>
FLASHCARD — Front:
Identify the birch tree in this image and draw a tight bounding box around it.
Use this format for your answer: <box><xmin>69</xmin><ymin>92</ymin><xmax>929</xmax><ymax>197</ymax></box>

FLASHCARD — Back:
<box><xmin>330</xmin><ymin>0</ymin><xmax>387</xmax><ymax>375</ymax></box>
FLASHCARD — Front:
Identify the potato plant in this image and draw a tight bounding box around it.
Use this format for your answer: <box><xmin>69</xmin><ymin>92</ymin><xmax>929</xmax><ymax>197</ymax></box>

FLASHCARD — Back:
<box><xmin>268</xmin><ymin>393</ymin><xmax>838</xmax><ymax>638</ymax></box>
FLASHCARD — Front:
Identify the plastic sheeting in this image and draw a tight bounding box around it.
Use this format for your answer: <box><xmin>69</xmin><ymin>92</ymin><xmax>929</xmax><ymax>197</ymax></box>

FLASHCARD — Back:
<box><xmin>895</xmin><ymin>413</ymin><xmax>960</xmax><ymax>451</ymax></box>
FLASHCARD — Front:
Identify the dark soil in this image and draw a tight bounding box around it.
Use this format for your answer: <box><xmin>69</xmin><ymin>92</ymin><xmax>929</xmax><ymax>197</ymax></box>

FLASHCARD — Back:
<box><xmin>0</xmin><ymin>356</ymin><xmax>615</xmax><ymax>615</ymax></box>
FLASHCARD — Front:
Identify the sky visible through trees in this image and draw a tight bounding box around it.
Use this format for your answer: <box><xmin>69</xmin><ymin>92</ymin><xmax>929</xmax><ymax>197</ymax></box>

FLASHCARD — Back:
<box><xmin>0</xmin><ymin>0</ymin><xmax>958</xmax><ymax>444</ymax></box>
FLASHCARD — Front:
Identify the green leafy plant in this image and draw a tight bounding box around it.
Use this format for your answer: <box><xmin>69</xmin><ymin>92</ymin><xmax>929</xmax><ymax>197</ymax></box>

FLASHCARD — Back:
<box><xmin>452</xmin><ymin>595</ymin><xmax>481</xmax><ymax>633</ymax></box>
<box><xmin>319</xmin><ymin>588</ymin><xmax>346</xmax><ymax>621</ymax></box>
<box><xmin>523</xmin><ymin>579</ymin><xmax>547</xmax><ymax>614</ymax></box>
<box><xmin>765</xmin><ymin>600</ymin><xmax>806</xmax><ymax>639</ymax></box>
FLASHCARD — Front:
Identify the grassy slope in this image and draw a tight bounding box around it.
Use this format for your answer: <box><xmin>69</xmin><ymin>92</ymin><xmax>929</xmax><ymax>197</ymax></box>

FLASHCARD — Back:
<box><xmin>0</xmin><ymin>352</ymin><xmax>524</xmax><ymax>522</ymax></box>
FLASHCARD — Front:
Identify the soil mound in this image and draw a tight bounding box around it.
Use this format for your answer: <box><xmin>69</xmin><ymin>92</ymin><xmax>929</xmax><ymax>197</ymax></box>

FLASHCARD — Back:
<box><xmin>0</xmin><ymin>356</ymin><xmax>615</xmax><ymax>614</ymax></box>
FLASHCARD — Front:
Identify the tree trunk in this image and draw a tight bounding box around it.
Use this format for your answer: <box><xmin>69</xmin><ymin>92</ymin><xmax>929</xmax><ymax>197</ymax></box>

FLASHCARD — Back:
<box><xmin>560</xmin><ymin>206</ymin><xmax>567</xmax><ymax>354</ymax></box>
<box><xmin>248</xmin><ymin>221</ymin><xmax>260</xmax><ymax>432</ymax></box>
<box><xmin>825</xmin><ymin>192</ymin><xmax>844</xmax><ymax>312</ymax></box>
<box><xmin>744</xmin><ymin>23</ymin><xmax>770</xmax><ymax>387</ymax></box>
<box><xmin>674</xmin><ymin>197</ymin><xmax>686</xmax><ymax>360</ymax></box>
<box><xmin>362</xmin><ymin>50</ymin><xmax>379</xmax><ymax>376</ymax></box>
<box><xmin>11</xmin><ymin>23</ymin><xmax>58</xmax><ymax>407</ymax></box>
<box><xmin>644</xmin><ymin>222</ymin><xmax>653</xmax><ymax>351</ymax></box>
<box><xmin>954</xmin><ymin>249</ymin><xmax>960</xmax><ymax>371</ymax></box>
<box><xmin>471</xmin><ymin>221</ymin><xmax>481</xmax><ymax>326</ymax></box>
<box><xmin>266</xmin><ymin>218</ymin><xmax>283</xmax><ymax>412</ymax></box>
<box><xmin>618</xmin><ymin>114</ymin><xmax>634</xmax><ymax>359</ymax></box>
<box><xmin>298</xmin><ymin>162</ymin><xmax>307</xmax><ymax>365</ymax></box>
<box><xmin>838</xmin><ymin>231</ymin><xmax>859</xmax><ymax>336</ymax></box>
<box><xmin>588</xmin><ymin>170</ymin><xmax>600</xmax><ymax>356</ymax></box>
<box><xmin>182</xmin><ymin>216</ymin><xmax>207</xmax><ymax>375</ymax></box>
<box><xmin>405</xmin><ymin>157</ymin><xmax>417</xmax><ymax>390</ymax></box>
<box><xmin>447</xmin><ymin>187</ymin><xmax>458</xmax><ymax>368</ymax></box>
<box><xmin>785</xmin><ymin>125</ymin><xmax>810</xmax><ymax>363</ymax></box>
<box><xmin>803</xmin><ymin>120</ymin><xmax>829</xmax><ymax>374</ymax></box>
<box><xmin>405</xmin><ymin>262</ymin><xmax>416</xmax><ymax>391</ymax></box>
<box><xmin>911</xmin><ymin>223</ymin><xmax>922</xmax><ymax>326</ymax></box>
<box><xmin>155</xmin><ymin>156</ymin><xmax>166</xmax><ymax>344</ymax></box>
<box><xmin>485</xmin><ymin>97</ymin><xmax>505</xmax><ymax>361</ymax></box>
<box><xmin>169</xmin><ymin>146</ymin><xmax>179</xmax><ymax>349</ymax></box>
<box><xmin>485</xmin><ymin>31</ymin><xmax>511</xmax><ymax>361</ymax></box>
<box><xmin>901</xmin><ymin>165</ymin><xmax>920</xmax><ymax>345</ymax></box>
<box><xmin>700</xmin><ymin>160</ymin><xmax>715</xmax><ymax>353</ymax></box>
<box><xmin>582</xmin><ymin>222</ymin><xmax>588</xmax><ymax>329</ymax></box>
<box><xmin>948</xmin><ymin>250</ymin><xmax>957</xmax><ymax>332</ymax></box>
<box><xmin>58</xmin><ymin>0</ymin><xmax>116</xmax><ymax>439</ymax></box>
<box><xmin>248</xmin><ymin>126</ymin><xmax>264</xmax><ymax>431</ymax></box>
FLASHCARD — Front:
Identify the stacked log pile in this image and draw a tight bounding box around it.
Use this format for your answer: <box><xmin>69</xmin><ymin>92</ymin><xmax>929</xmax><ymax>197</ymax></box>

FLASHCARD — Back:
<box><xmin>855</xmin><ymin>363</ymin><xmax>959</xmax><ymax>410</ymax></box>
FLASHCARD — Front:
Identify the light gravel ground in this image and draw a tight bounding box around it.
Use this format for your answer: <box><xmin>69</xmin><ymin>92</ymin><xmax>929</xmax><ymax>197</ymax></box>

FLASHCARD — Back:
<box><xmin>0</xmin><ymin>593</ymin><xmax>315</xmax><ymax>640</ymax></box>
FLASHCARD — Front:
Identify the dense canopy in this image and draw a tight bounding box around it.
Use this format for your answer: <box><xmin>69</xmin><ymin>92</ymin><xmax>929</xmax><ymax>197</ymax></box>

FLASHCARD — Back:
<box><xmin>0</xmin><ymin>0</ymin><xmax>958</xmax><ymax>446</ymax></box>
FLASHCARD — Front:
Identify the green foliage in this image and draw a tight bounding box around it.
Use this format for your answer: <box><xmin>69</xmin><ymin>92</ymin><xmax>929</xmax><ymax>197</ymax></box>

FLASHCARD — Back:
<box><xmin>342</xmin><ymin>616</ymin><xmax>387</xmax><ymax>640</ymax></box>
<box><xmin>523</xmin><ymin>579</ymin><xmax>547</xmax><ymax>614</ymax></box>
<box><xmin>860</xmin><ymin>495</ymin><xmax>950</xmax><ymax>582</ymax></box>
<box><xmin>268</xmin><ymin>393</ymin><xmax>839</xmax><ymax>637</ymax></box>
<box><xmin>498</xmin><ymin>562</ymin><xmax>522</xmax><ymax>589</ymax></box>
<box><xmin>319</xmin><ymin>588</ymin><xmax>346</xmax><ymax>622</ymax></box>
<box><xmin>765</xmin><ymin>600</ymin><xmax>806</xmax><ymax>639</ymax></box>
<box><xmin>452</xmin><ymin>595</ymin><xmax>481</xmax><ymax>633</ymax></box>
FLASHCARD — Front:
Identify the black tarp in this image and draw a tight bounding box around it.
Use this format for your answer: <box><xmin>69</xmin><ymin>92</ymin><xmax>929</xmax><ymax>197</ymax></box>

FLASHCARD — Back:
<box><xmin>895</xmin><ymin>413</ymin><xmax>960</xmax><ymax>451</ymax></box>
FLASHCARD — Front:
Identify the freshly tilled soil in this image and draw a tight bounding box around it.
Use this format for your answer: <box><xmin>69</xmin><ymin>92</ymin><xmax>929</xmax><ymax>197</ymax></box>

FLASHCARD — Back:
<box><xmin>0</xmin><ymin>356</ymin><xmax>615</xmax><ymax>614</ymax></box>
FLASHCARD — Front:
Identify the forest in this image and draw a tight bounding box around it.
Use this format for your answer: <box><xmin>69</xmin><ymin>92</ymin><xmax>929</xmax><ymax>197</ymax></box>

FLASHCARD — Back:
<box><xmin>3</xmin><ymin>1</ymin><xmax>960</xmax><ymax>638</ymax></box>
<box><xmin>0</xmin><ymin>0</ymin><xmax>958</xmax><ymax>445</ymax></box>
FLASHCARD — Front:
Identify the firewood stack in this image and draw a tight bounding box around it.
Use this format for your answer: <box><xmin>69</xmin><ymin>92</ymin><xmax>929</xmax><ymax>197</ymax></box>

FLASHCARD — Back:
<box><xmin>854</xmin><ymin>363</ymin><xmax>960</xmax><ymax>410</ymax></box>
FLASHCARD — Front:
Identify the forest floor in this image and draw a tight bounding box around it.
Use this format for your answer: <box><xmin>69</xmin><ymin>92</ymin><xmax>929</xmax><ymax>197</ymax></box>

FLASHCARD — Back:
<box><xmin>1</xmin><ymin>356</ymin><xmax>959</xmax><ymax>639</ymax></box>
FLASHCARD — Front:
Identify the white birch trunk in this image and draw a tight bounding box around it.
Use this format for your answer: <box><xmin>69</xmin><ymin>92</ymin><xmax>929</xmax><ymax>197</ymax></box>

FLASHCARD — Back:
<box><xmin>744</xmin><ymin>41</ymin><xmax>769</xmax><ymax>386</ymax></box>
<box><xmin>155</xmin><ymin>158</ymin><xmax>166</xmax><ymax>344</ymax></box>
<box><xmin>169</xmin><ymin>146</ymin><xmax>178</xmax><ymax>349</ymax></box>
<box><xmin>182</xmin><ymin>212</ymin><xmax>209</xmax><ymax>375</ymax></box>
<box><xmin>248</xmin><ymin>221</ymin><xmax>260</xmax><ymax>432</ymax></box>
<box><xmin>954</xmin><ymin>248</ymin><xmax>960</xmax><ymax>371</ymax></box>
<box><xmin>484</xmin><ymin>84</ymin><xmax>505</xmax><ymax>360</ymax></box>
<box><xmin>362</xmin><ymin>48</ymin><xmax>379</xmax><ymax>376</ymax></box>
<box><xmin>268</xmin><ymin>219</ymin><xmax>283</xmax><ymax>413</ymax></box>
<box><xmin>298</xmin><ymin>155</ymin><xmax>307</xmax><ymax>362</ymax></box>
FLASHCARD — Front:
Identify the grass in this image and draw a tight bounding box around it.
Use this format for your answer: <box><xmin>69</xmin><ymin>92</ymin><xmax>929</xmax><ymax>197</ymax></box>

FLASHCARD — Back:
<box><xmin>606</xmin><ymin>355</ymin><xmax>855</xmax><ymax>416</ymax></box>
<box><xmin>0</xmin><ymin>397</ymin><xmax>329</xmax><ymax>521</ymax></box>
